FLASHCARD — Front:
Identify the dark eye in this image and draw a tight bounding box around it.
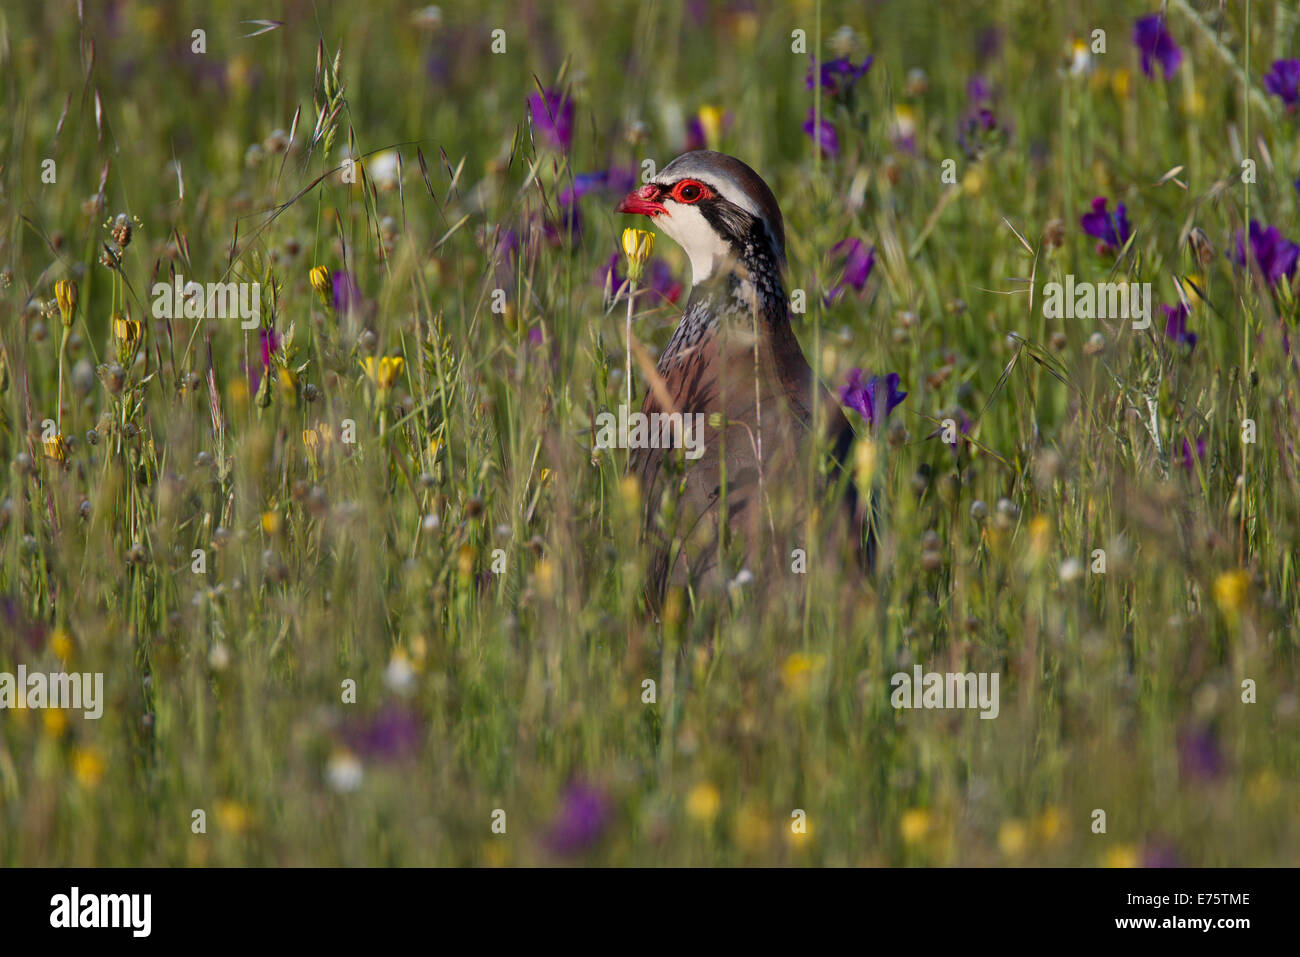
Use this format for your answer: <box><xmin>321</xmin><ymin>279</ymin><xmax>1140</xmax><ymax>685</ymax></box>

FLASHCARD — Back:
<box><xmin>674</xmin><ymin>181</ymin><xmax>705</xmax><ymax>203</ymax></box>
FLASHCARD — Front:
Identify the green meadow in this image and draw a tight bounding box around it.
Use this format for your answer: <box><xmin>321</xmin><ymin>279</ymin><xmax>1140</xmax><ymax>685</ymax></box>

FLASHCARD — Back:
<box><xmin>0</xmin><ymin>0</ymin><xmax>1297</xmax><ymax>865</ymax></box>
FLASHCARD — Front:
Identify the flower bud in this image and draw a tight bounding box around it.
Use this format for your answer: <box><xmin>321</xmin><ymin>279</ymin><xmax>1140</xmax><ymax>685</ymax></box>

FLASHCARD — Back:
<box><xmin>55</xmin><ymin>280</ymin><xmax>78</xmax><ymax>328</ymax></box>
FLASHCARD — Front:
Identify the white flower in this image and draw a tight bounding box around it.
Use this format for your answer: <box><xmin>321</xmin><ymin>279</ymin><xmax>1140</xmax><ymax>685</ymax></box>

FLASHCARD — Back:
<box><xmin>385</xmin><ymin>650</ymin><xmax>415</xmax><ymax>695</ymax></box>
<box><xmin>411</xmin><ymin>6</ymin><xmax>443</xmax><ymax>28</ymax></box>
<box><xmin>1069</xmin><ymin>40</ymin><xmax>1093</xmax><ymax>76</ymax></box>
<box><xmin>208</xmin><ymin>642</ymin><xmax>231</xmax><ymax>671</ymax></box>
<box><xmin>326</xmin><ymin>750</ymin><xmax>364</xmax><ymax>793</ymax></box>
<box><xmin>1059</xmin><ymin>557</ymin><xmax>1084</xmax><ymax>583</ymax></box>
<box><xmin>728</xmin><ymin>568</ymin><xmax>755</xmax><ymax>593</ymax></box>
<box><xmin>368</xmin><ymin>150</ymin><xmax>401</xmax><ymax>192</ymax></box>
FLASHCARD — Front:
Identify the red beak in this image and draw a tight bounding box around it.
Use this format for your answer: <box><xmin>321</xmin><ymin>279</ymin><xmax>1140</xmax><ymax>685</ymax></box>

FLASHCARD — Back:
<box><xmin>617</xmin><ymin>183</ymin><xmax>665</xmax><ymax>217</ymax></box>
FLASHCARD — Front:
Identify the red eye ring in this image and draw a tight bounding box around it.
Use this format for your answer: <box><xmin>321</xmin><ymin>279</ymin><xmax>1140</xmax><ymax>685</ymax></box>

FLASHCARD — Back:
<box><xmin>671</xmin><ymin>180</ymin><xmax>710</xmax><ymax>204</ymax></box>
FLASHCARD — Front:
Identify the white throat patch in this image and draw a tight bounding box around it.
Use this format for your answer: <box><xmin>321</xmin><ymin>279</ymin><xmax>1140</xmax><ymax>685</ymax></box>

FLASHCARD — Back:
<box><xmin>653</xmin><ymin>203</ymin><xmax>730</xmax><ymax>285</ymax></box>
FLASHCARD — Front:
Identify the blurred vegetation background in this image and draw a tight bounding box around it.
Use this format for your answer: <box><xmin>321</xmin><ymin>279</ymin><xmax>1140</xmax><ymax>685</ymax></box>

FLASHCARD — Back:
<box><xmin>0</xmin><ymin>0</ymin><xmax>1297</xmax><ymax>865</ymax></box>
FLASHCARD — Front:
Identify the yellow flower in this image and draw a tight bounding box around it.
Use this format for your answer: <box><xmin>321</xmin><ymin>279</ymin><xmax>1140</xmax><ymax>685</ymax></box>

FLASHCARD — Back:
<box><xmin>853</xmin><ymin>436</ymin><xmax>878</xmax><ymax>491</ymax></box>
<box><xmin>55</xmin><ymin>279</ymin><xmax>78</xmax><ymax>328</ymax></box>
<box><xmin>998</xmin><ymin>819</ymin><xmax>1029</xmax><ymax>858</ymax></box>
<box><xmin>1247</xmin><ymin>770</ymin><xmax>1280</xmax><ymax>805</ymax></box>
<box><xmin>361</xmin><ymin>355</ymin><xmax>404</xmax><ymax>391</ymax></box>
<box><xmin>785</xmin><ymin>812</ymin><xmax>815</xmax><ymax>849</ymax></box>
<box><xmin>113</xmin><ymin>314</ymin><xmax>140</xmax><ymax>346</ymax></box>
<box><xmin>42</xmin><ymin>433</ymin><xmax>68</xmax><ymax>464</ymax></box>
<box><xmin>1104</xmin><ymin>844</ymin><xmax>1139</xmax><ymax>868</ymax></box>
<box><xmin>43</xmin><ymin>708</ymin><xmax>69</xmax><ymax>739</ymax></box>
<box><xmin>892</xmin><ymin>104</ymin><xmax>916</xmax><ymax>142</ymax></box>
<box><xmin>72</xmin><ymin>747</ymin><xmax>106</xmax><ymax>788</ymax></box>
<box><xmin>457</xmin><ymin>543</ymin><xmax>477</xmax><ymax>580</ymax></box>
<box><xmin>1111</xmin><ymin>68</ymin><xmax>1131</xmax><ymax>100</ymax></box>
<box><xmin>1029</xmin><ymin>515</ymin><xmax>1052</xmax><ymax>557</ymax></box>
<box><xmin>113</xmin><ymin>312</ymin><xmax>142</xmax><ymax>363</ymax></box>
<box><xmin>1213</xmin><ymin>570</ymin><xmax>1250</xmax><ymax>613</ymax></box>
<box><xmin>309</xmin><ymin>266</ymin><xmax>332</xmax><ymax>307</ymax></box>
<box><xmin>1034</xmin><ymin>806</ymin><xmax>1063</xmax><ymax>843</ymax></box>
<box><xmin>215</xmin><ymin>799</ymin><xmax>251</xmax><ymax>834</ymax></box>
<box><xmin>617</xmin><ymin>474</ymin><xmax>639</xmax><ymax>510</ymax></box>
<box><xmin>900</xmin><ymin>808</ymin><xmax>931</xmax><ymax>844</ymax></box>
<box><xmin>696</xmin><ymin>105</ymin><xmax>725</xmax><ymax>148</ymax></box>
<box><xmin>49</xmin><ymin>628</ymin><xmax>73</xmax><ymax>662</ymax></box>
<box><xmin>409</xmin><ymin>634</ymin><xmax>428</xmax><ymax>669</ymax></box>
<box><xmin>277</xmin><ymin>365</ymin><xmax>298</xmax><ymax>404</ymax></box>
<box><xmin>226</xmin><ymin>54</ymin><xmax>254</xmax><ymax>96</ymax></box>
<box><xmin>780</xmin><ymin>652</ymin><xmax>825</xmax><ymax>694</ymax></box>
<box><xmin>621</xmin><ymin>228</ymin><xmax>655</xmax><ymax>282</ymax></box>
<box><xmin>261</xmin><ymin>511</ymin><xmax>281</xmax><ymax>535</ymax></box>
<box><xmin>303</xmin><ymin>427</ymin><xmax>323</xmax><ymax>455</ymax></box>
<box><xmin>686</xmin><ymin>782</ymin><xmax>722</xmax><ymax>823</ymax></box>
<box><xmin>1178</xmin><ymin>274</ymin><xmax>1206</xmax><ymax>307</ymax></box>
<box><xmin>534</xmin><ymin>557</ymin><xmax>555</xmax><ymax>599</ymax></box>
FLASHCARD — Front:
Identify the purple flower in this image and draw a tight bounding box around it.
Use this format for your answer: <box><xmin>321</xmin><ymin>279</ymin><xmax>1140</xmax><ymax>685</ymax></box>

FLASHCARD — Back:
<box><xmin>1263</xmin><ymin>59</ymin><xmax>1300</xmax><ymax>107</ymax></box>
<box><xmin>957</xmin><ymin>107</ymin><xmax>1001</xmax><ymax>159</ymax></box>
<box><xmin>1080</xmin><ymin>197</ymin><xmax>1132</xmax><ymax>256</ymax></box>
<box><xmin>1177</xmin><ymin>725</ymin><xmax>1224</xmax><ymax>782</ymax></box>
<box><xmin>806</xmin><ymin>55</ymin><xmax>873</xmax><ymax>99</ymax></box>
<box><xmin>247</xmin><ymin>328</ymin><xmax>282</xmax><ymax>393</ymax></box>
<box><xmin>1133</xmin><ymin>14</ymin><xmax>1182</xmax><ymax>79</ymax></box>
<box><xmin>976</xmin><ymin>26</ymin><xmax>1003</xmax><ymax>62</ymax></box>
<box><xmin>1141</xmin><ymin>841</ymin><xmax>1183</xmax><ymax>868</ymax></box>
<box><xmin>495</xmin><ymin>228</ymin><xmax>520</xmax><ymax>265</ymax></box>
<box><xmin>839</xmin><ymin>369</ymin><xmax>906</xmax><ymax>428</ymax></box>
<box><xmin>599</xmin><ymin>252</ymin><xmax>682</xmax><ymax>304</ymax></box>
<box><xmin>825</xmin><ymin>238</ymin><xmax>875</xmax><ymax>303</ymax></box>
<box><xmin>685</xmin><ymin>115</ymin><xmax>708</xmax><ymax>151</ymax></box>
<box><xmin>597</xmin><ymin>252</ymin><xmax>623</xmax><ymax>293</ymax></box>
<box><xmin>331</xmin><ymin>270</ymin><xmax>361</xmax><ymax>312</ymax></box>
<box><xmin>967</xmin><ymin>74</ymin><xmax>991</xmax><ymax>103</ymax></box>
<box><xmin>550</xmin><ymin>201</ymin><xmax>583</xmax><ymax>244</ymax></box>
<box><xmin>685</xmin><ymin>110</ymin><xmax>732</xmax><ymax>151</ymax></box>
<box><xmin>554</xmin><ymin>167</ymin><xmax>636</xmax><ymax>246</ymax></box>
<box><xmin>0</xmin><ymin>595</ymin><xmax>47</xmax><ymax>651</ymax></box>
<box><xmin>1161</xmin><ymin>302</ymin><xmax>1197</xmax><ymax>352</ymax></box>
<box><xmin>802</xmin><ymin>108</ymin><xmax>839</xmax><ymax>157</ymax></box>
<box><xmin>558</xmin><ymin>167</ymin><xmax>636</xmax><ymax>206</ymax></box>
<box><xmin>259</xmin><ymin>328</ymin><xmax>280</xmax><ymax>369</ymax></box>
<box><xmin>648</xmin><ymin>259</ymin><xmax>683</xmax><ymax>304</ymax></box>
<box><xmin>930</xmin><ymin>408</ymin><xmax>972</xmax><ymax>456</ymax></box>
<box><xmin>345</xmin><ymin>706</ymin><xmax>422</xmax><ymax>762</ymax></box>
<box><xmin>1232</xmin><ymin>220</ymin><xmax>1300</xmax><ymax>286</ymax></box>
<box><xmin>528</xmin><ymin>88</ymin><xmax>573</xmax><ymax>151</ymax></box>
<box><xmin>547</xmin><ymin>782</ymin><xmax>610</xmax><ymax>856</ymax></box>
<box><xmin>1180</xmin><ymin>436</ymin><xmax>1205</xmax><ymax>474</ymax></box>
